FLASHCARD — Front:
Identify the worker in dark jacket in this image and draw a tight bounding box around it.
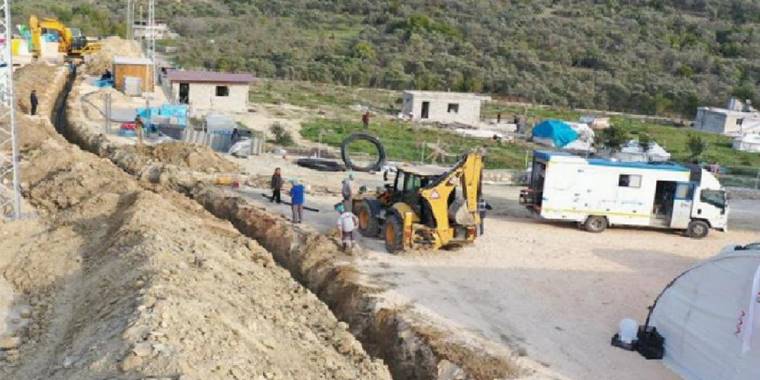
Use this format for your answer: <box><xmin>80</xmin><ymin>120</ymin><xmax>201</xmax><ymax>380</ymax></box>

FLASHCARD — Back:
<box><xmin>270</xmin><ymin>167</ymin><xmax>283</xmax><ymax>203</ymax></box>
<box><xmin>30</xmin><ymin>90</ymin><xmax>38</xmax><ymax>116</ymax></box>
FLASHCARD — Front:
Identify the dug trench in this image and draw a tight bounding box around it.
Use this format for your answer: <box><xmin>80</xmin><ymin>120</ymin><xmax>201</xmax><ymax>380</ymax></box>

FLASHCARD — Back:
<box><xmin>3</xmin><ymin>64</ymin><xmax>391</xmax><ymax>379</ymax></box>
<box><xmin>58</xmin><ymin>65</ymin><xmax>552</xmax><ymax>379</ymax></box>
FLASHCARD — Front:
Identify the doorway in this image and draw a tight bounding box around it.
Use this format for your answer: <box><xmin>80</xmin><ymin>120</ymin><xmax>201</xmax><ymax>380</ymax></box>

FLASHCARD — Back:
<box><xmin>179</xmin><ymin>83</ymin><xmax>190</xmax><ymax>104</ymax></box>
<box><xmin>652</xmin><ymin>181</ymin><xmax>677</xmax><ymax>221</ymax></box>
<box><xmin>421</xmin><ymin>101</ymin><xmax>430</xmax><ymax>119</ymax></box>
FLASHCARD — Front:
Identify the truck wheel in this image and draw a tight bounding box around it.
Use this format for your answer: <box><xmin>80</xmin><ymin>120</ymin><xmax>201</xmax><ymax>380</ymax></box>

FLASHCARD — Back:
<box><xmin>687</xmin><ymin>220</ymin><xmax>709</xmax><ymax>239</ymax></box>
<box><xmin>357</xmin><ymin>201</ymin><xmax>380</xmax><ymax>237</ymax></box>
<box><xmin>584</xmin><ymin>215</ymin><xmax>608</xmax><ymax>233</ymax></box>
<box><xmin>384</xmin><ymin>214</ymin><xmax>405</xmax><ymax>253</ymax></box>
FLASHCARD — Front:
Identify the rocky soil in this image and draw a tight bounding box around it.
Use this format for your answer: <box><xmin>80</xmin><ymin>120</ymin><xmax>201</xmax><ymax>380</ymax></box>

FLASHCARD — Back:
<box><xmin>0</xmin><ymin>63</ymin><xmax>390</xmax><ymax>379</ymax></box>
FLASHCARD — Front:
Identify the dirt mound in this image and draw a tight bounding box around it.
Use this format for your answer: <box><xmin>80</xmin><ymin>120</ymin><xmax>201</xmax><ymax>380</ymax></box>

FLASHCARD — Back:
<box><xmin>85</xmin><ymin>37</ymin><xmax>143</xmax><ymax>75</ymax></box>
<box><xmin>126</xmin><ymin>142</ymin><xmax>239</xmax><ymax>174</ymax></box>
<box><xmin>1</xmin><ymin>58</ymin><xmax>390</xmax><ymax>379</ymax></box>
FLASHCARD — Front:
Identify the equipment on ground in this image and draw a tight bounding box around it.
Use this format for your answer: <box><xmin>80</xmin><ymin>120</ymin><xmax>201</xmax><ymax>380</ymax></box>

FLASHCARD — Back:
<box><xmin>639</xmin><ymin>243</ymin><xmax>760</xmax><ymax>379</ymax></box>
<box><xmin>341</xmin><ymin>133</ymin><xmax>386</xmax><ymax>172</ymax></box>
<box><xmin>296</xmin><ymin>158</ymin><xmax>345</xmax><ymax>172</ymax></box>
<box><xmin>29</xmin><ymin>15</ymin><xmax>101</xmax><ymax>58</ymax></box>
<box><xmin>353</xmin><ymin>151</ymin><xmax>484</xmax><ymax>253</ymax></box>
<box><xmin>520</xmin><ymin>150</ymin><xmax>729</xmax><ymax>238</ymax></box>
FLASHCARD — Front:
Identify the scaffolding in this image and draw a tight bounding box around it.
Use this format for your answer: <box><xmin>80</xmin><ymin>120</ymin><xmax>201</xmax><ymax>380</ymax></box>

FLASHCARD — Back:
<box><xmin>0</xmin><ymin>0</ymin><xmax>20</xmax><ymax>220</ymax></box>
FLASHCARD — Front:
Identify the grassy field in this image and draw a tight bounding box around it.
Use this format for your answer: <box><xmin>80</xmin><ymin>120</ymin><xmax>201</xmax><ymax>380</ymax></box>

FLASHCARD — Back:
<box><xmin>252</xmin><ymin>81</ymin><xmax>760</xmax><ymax>171</ymax></box>
<box><xmin>301</xmin><ymin>119</ymin><xmax>531</xmax><ymax>169</ymax></box>
<box><xmin>251</xmin><ymin>79</ymin><xmax>402</xmax><ymax>114</ymax></box>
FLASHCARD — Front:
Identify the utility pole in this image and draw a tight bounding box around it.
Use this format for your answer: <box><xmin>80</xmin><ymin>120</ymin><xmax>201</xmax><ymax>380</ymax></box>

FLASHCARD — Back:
<box><xmin>126</xmin><ymin>0</ymin><xmax>134</xmax><ymax>40</ymax></box>
<box><xmin>148</xmin><ymin>0</ymin><xmax>156</xmax><ymax>91</ymax></box>
<box><xmin>0</xmin><ymin>0</ymin><xmax>20</xmax><ymax>220</ymax></box>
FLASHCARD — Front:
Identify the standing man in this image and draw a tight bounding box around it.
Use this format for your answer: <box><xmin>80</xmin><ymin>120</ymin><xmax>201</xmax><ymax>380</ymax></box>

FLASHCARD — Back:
<box><xmin>270</xmin><ymin>167</ymin><xmax>283</xmax><ymax>203</ymax></box>
<box><xmin>290</xmin><ymin>179</ymin><xmax>305</xmax><ymax>224</ymax></box>
<box><xmin>362</xmin><ymin>111</ymin><xmax>371</xmax><ymax>129</ymax></box>
<box><xmin>341</xmin><ymin>173</ymin><xmax>354</xmax><ymax>213</ymax></box>
<box><xmin>30</xmin><ymin>90</ymin><xmax>38</xmax><ymax>116</ymax></box>
<box><xmin>336</xmin><ymin>203</ymin><xmax>359</xmax><ymax>252</ymax></box>
<box><xmin>134</xmin><ymin>115</ymin><xmax>144</xmax><ymax>146</ymax></box>
<box><xmin>478</xmin><ymin>197</ymin><xmax>492</xmax><ymax>235</ymax></box>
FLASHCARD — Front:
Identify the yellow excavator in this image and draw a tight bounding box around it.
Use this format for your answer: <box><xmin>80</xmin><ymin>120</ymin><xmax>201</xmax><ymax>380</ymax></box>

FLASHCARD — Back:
<box><xmin>353</xmin><ymin>151</ymin><xmax>485</xmax><ymax>253</ymax></box>
<box><xmin>29</xmin><ymin>15</ymin><xmax>101</xmax><ymax>58</ymax></box>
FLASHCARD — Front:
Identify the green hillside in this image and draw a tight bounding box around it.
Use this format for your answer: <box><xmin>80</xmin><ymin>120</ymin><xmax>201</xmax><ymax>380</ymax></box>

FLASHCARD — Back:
<box><xmin>18</xmin><ymin>1</ymin><xmax>760</xmax><ymax>117</ymax></box>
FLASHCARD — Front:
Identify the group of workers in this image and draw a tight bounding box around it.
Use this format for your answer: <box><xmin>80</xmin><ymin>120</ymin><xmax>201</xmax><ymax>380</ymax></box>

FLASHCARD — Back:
<box><xmin>270</xmin><ymin>168</ymin><xmax>358</xmax><ymax>251</ymax></box>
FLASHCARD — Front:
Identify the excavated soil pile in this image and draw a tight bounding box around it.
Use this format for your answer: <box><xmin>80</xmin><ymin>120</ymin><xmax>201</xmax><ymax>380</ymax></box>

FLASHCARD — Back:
<box><xmin>0</xmin><ymin>63</ymin><xmax>390</xmax><ymax>380</ymax></box>
<box><xmin>61</xmin><ymin>64</ymin><xmax>538</xmax><ymax>380</ymax></box>
<box><xmin>85</xmin><ymin>37</ymin><xmax>143</xmax><ymax>75</ymax></box>
<box><xmin>123</xmin><ymin>142</ymin><xmax>239</xmax><ymax>174</ymax></box>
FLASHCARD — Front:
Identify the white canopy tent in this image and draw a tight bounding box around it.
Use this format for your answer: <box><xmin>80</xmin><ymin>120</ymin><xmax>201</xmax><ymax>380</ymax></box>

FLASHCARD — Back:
<box><xmin>649</xmin><ymin>243</ymin><xmax>760</xmax><ymax>380</ymax></box>
<box><xmin>733</xmin><ymin>134</ymin><xmax>760</xmax><ymax>153</ymax></box>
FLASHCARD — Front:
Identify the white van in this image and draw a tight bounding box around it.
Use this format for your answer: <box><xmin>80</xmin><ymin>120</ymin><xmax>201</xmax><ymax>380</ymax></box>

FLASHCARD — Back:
<box><xmin>519</xmin><ymin>151</ymin><xmax>729</xmax><ymax>238</ymax></box>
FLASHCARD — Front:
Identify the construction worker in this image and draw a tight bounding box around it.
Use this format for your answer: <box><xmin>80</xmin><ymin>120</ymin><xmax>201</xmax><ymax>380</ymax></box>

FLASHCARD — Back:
<box><xmin>478</xmin><ymin>198</ymin><xmax>492</xmax><ymax>235</ymax></box>
<box><xmin>335</xmin><ymin>203</ymin><xmax>358</xmax><ymax>252</ymax></box>
<box><xmin>134</xmin><ymin>115</ymin><xmax>144</xmax><ymax>146</ymax></box>
<box><xmin>341</xmin><ymin>173</ymin><xmax>354</xmax><ymax>213</ymax></box>
<box><xmin>270</xmin><ymin>167</ymin><xmax>283</xmax><ymax>203</ymax></box>
<box><xmin>30</xmin><ymin>90</ymin><xmax>38</xmax><ymax>116</ymax></box>
<box><xmin>290</xmin><ymin>179</ymin><xmax>305</xmax><ymax>224</ymax></box>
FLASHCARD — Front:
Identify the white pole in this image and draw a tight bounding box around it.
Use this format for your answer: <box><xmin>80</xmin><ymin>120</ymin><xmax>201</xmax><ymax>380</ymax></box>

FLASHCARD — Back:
<box><xmin>0</xmin><ymin>0</ymin><xmax>20</xmax><ymax>220</ymax></box>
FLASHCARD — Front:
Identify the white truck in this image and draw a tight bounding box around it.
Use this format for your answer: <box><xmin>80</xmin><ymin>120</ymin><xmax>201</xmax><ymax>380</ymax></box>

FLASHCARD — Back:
<box><xmin>519</xmin><ymin>151</ymin><xmax>729</xmax><ymax>238</ymax></box>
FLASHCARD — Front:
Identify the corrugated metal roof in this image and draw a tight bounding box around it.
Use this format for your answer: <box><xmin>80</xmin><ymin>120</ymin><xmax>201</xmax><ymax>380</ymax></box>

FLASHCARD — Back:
<box><xmin>113</xmin><ymin>56</ymin><xmax>153</xmax><ymax>65</ymax></box>
<box><xmin>166</xmin><ymin>70</ymin><xmax>255</xmax><ymax>84</ymax></box>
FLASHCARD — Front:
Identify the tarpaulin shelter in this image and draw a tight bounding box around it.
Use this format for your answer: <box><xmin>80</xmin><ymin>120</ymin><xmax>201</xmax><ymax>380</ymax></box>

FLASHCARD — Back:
<box><xmin>733</xmin><ymin>134</ymin><xmax>760</xmax><ymax>153</ymax></box>
<box><xmin>647</xmin><ymin>243</ymin><xmax>760</xmax><ymax>380</ymax></box>
<box><xmin>532</xmin><ymin>120</ymin><xmax>579</xmax><ymax>148</ymax></box>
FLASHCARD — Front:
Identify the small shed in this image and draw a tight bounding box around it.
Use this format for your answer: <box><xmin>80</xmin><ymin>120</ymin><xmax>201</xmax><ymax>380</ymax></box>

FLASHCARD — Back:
<box><xmin>401</xmin><ymin>90</ymin><xmax>491</xmax><ymax>127</ymax></box>
<box><xmin>113</xmin><ymin>56</ymin><xmax>154</xmax><ymax>94</ymax></box>
<box><xmin>166</xmin><ymin>70</ymin><xmax>255</xmax><ymax>114</ymax></box>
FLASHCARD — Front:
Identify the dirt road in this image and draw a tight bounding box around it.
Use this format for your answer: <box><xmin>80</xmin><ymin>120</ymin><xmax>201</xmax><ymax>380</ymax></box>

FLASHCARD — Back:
<box><xmin>238</xmin><ymin>177</ymin><xmax>759</xmax><ymax>380</ymax></box>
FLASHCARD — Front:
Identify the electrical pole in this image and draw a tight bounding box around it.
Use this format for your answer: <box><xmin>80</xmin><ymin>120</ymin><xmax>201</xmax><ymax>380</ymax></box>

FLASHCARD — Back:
<box><xmin>126</xmin><ymin>0</ymin><xmax>134</xmax><ymax>40</ymax></box>
<box><xmin>0</xmin><ymin>0</ymin><xmax>21</xmax><ymax>220</ymax></box>
<box><xmin>148</xmin><ymin>0</ymin><xmax>156</xmax><ymax>91</ymax></box>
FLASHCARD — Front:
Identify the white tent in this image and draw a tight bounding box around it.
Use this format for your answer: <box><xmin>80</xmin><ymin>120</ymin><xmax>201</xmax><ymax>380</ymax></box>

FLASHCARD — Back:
<box><xmin>733</xmin><ymin>134</ymin><xmax>760</xmax><ymax>153</ymax></box>
<box><xmin>613</xmin><ymin>140</ymin><xmax>671</xmax><ymax>162</ymax></box>
<box><xmin>648</xmin><ymin>243</ymin><xmax>760</xmax><ymax>380</ymax></box>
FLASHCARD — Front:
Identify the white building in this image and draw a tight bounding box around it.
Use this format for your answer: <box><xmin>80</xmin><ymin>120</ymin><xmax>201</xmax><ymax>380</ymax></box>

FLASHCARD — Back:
<box><xmin>166</xmin><ymin>70</ymin><xmax>255</xmax><ymax>114</ymax></box>
<box><xmin>694</xmin><ymin>107</ymin><xmax>760</xmax><ymax>136</ymax></box>
<box><xmin>401</xmin><ymin>90</ymin><xmax>491</xmax><ymax>127</ymax></box>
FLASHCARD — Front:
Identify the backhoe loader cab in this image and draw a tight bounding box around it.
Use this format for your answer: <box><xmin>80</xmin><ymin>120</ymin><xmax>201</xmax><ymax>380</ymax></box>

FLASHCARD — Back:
<box><xmin>354</xmin><ymin>152</ymin><xmax>485</xmax><ymax>253</ymax></box>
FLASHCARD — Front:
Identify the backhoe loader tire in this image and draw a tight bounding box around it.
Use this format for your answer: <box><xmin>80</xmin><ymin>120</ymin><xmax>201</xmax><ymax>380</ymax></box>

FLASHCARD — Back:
<box><xmin>357</xmin><ymin>201</ymin><xmax>380</xmax><ymax>237</ymax></box>
<box><xmin>384</xmin><ymin>213</ymin><xmax>405</xmax><ymax>254</ymax></box>
<box><xmin>584</xmin><ymin>215</ymin><xmax>608</xmax><ymax>233</ymax></box>
<box><xmin>341</xmin><ymin>133</ymin><xmax>386</xmax><ymax>172</ymax></box>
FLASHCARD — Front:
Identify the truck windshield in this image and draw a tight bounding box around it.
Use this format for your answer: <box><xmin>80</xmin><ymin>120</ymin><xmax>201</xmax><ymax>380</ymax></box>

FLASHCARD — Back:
<box><xmin>701</xmin><ymin>190</ymin><xmax>726</xmax><ymax>209</ymax></box>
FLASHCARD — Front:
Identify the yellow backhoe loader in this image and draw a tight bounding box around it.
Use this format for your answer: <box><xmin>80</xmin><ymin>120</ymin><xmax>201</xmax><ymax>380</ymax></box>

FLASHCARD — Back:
<box><xmin>29</xmin><ymin>15</ymin><xmax>101</xmax><ymax>59</ymax></box>
<box><xmin>353</xmin><ymin>151</ymin><xmax>485</xmax><ymax>253</ymax></box>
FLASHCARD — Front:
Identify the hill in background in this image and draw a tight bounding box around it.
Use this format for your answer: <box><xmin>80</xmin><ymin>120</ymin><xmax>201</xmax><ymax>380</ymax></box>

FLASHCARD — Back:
<box><xmin>17</xmin><ymin>0</ymin><xmax>760</xmax><ymax>117</ymax></box>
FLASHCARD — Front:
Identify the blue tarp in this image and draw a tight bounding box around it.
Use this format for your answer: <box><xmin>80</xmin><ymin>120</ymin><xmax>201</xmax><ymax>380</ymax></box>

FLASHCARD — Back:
<box><xmin>532</xmin><ymin>120</ymin><xmax>579</xmax><ymax>148</ymax></box>
<box><xmin>136</xmin><ymin>104</ymin><xmax>188</xmax><ymax>128</ymax></box>
<box><xmin>93</xmin><ymin>79</ymin><xmax>114</xmax><ymax>88</ymax></box>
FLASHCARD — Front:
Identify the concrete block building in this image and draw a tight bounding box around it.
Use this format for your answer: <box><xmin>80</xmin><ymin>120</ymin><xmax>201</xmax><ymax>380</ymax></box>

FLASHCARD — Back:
<box><xmin>166</xmin><ymin>70</ymin><xmax>255</xmax><ymax>114</ymax></box>
<box><xmin>694</xmin><ymin>107</ymin><xmax>760</xmax><ymax>136</ymax></box>
<box><xmin>401</xmin><ymin>90</ymin><xmax>491</xmax><ymax>126</ymax></box>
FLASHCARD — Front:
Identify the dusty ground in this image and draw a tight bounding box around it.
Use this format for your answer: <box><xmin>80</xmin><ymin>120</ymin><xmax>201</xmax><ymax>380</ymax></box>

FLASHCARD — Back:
<box><xmin>0</xmin><ymin>62</ymin><xmax>391</xmax><ymax>379</ymax></box>
<box><xmin>233</xmin><ymin>157</ymin><xmax>760</xmax><ymax>380</ymax></box>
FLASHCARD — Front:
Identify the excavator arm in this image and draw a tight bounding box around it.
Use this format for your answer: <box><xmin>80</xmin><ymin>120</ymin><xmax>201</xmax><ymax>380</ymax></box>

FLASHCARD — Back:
<box><xmin>418</xmin><ymin>151</ymin><xmax>484</xmax><ymax>246</ymax></box>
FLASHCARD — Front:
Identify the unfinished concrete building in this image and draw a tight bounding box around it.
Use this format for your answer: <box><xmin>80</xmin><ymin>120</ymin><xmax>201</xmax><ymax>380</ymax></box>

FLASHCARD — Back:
<box><xmin>694</xmin><ymin>107</ymin><xmax>760</xmax><ymax>136</ymax></box>
<box><xmin>166</xmin><ymin>70</ymin><xmax>255</xmax><ymax>114</ymax></box>
<box><xmin>401</xmin><ymin>90</ymin><xmax>491</xmax><ymax>127</ymax></box>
